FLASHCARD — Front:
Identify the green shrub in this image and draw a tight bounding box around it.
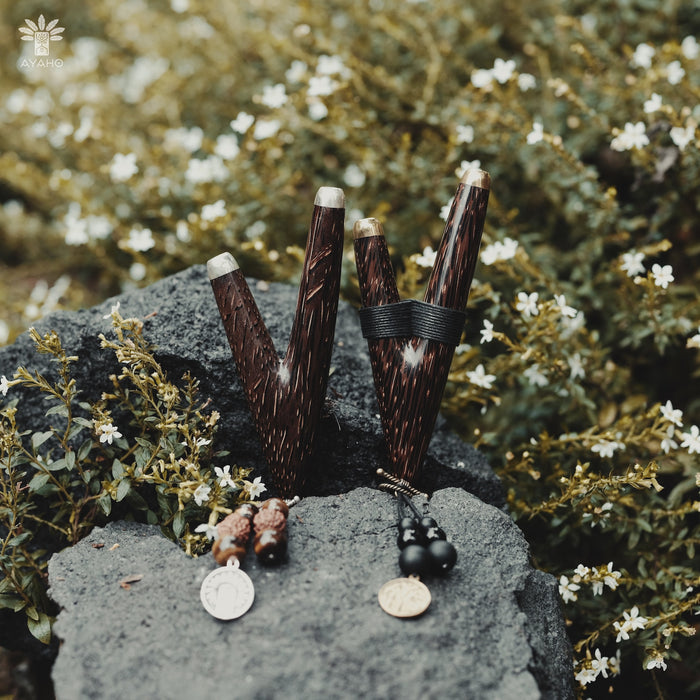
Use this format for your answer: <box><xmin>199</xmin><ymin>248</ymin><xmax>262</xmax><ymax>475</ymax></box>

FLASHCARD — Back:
<box><xmin>1</xmin><ymin>1</ymin><xmax>698</xmax><ymax>695</ymax></box>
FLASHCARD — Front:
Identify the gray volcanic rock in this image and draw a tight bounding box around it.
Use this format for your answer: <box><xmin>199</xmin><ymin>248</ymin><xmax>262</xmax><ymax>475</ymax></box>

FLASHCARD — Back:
<box><xmin>0</xmin><ymin>265</ymin><xmax>503</xmax><ymax>505</ymax></box>
<box><xmin>48</xmin><ymin>488</ymin><xmax>573</xmax><ymax>700</ymax></box>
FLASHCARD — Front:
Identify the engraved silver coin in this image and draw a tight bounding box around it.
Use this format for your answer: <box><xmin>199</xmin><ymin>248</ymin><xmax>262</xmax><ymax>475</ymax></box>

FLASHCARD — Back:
<box><xmin>200</xmin><ymin>560</ymin><xmax>255</xmax><ymax>620</ymax></box>
<box><xmin>378</xmin><ymin>576</ymin><xmax>431</xmax><ymax>618</ymax></box>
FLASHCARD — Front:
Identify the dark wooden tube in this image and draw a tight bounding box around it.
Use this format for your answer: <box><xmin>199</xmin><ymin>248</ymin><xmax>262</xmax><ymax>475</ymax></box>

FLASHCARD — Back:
<box><xmin>353</xmin><ymin>170</ymin><xmax>490</xmax><ymax>487</ymax></box>
<box><xmin>209</xmin><ymin>187</ymin><xmax>345</xmax><ymax>497</ymax></box>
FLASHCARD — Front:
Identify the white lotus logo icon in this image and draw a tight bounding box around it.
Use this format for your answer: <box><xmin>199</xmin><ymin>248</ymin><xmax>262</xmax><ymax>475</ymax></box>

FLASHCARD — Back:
<box><xmin>19</xmin><ymin>15</ymin><xmax>64</xmax><ymax>56</ymax></box>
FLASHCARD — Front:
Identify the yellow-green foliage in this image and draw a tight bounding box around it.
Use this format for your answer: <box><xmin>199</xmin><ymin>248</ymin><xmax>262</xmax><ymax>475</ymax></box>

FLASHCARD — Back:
<box><xmin>0</xmin><ymin>0</ymin><xmax>698</xmax><ymax>695</ymax></box>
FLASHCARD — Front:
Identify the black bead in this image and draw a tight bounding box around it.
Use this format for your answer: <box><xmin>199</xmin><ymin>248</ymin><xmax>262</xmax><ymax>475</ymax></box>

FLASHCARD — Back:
<box><xmin>397</xmin><ymin>527</ymin><xmax>423</xmax><ymax>549</ymax></box>
<box><xmin>419</xmin><ymin>516</ymin><xmax>438</xmax><ymax>530</ymax></box>
<box><xmin>398</xmin><ymin>544</ymin><xmax>432</xmax><ymax>577</ymax></box>
<box><xmin>423</xmin><ymin>526</ymin><xmax>447</xmax><ymax>542</ymax></box>
<box><xmin>428</xmin><ymin>540</ymin><xmax>457</xmax><ymax>575</ymax></box>
<box><xmin>399</xmin><ymin>517</ymin><xmax>416</xmax><ymax>531</ymax></box>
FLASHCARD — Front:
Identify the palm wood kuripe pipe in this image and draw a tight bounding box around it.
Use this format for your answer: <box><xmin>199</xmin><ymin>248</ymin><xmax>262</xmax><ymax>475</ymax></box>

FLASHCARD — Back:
<box><xmin>208</xmin><ymin>187</ymin><xmax>345</xmax><ymax>498</ymax></box>
<box><xmin>353</xmin><ymin>169</ymin><xmax>490</xmax><ymax>489</ymax></box>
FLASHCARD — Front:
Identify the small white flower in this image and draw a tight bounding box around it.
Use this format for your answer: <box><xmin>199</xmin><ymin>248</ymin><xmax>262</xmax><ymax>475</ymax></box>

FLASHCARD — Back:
<box><xmin>643</xmin><ymin>92</ymin><xmax>663</xmax><ymax>114</ymax></box>
<box><xmin>456</xmin><ymin>159</ymin><xmax>481</xmax><ymax>178</ymax></box>
<box><xmin>603</xmin><ymin>562</ymin><xmax>622</xmax><ymax>590</ymax></box>
<box><xmin>471</xmin><ymin>68</ymin><xmax>493</xmax><ymax>88</ymax></box>
<box><xmin>661</xmin><ymin>426</ymin><xmax>679</xmax><ymax>454</ymax></box>
<box><xmin>455</xmin><ymin>343</ymin><xmax>471</xmax><ymax>355</ymax></box>
<box><xmin>491</xmin><ymin>58</ymin><xmax>515</xmax><ymax>83</ymax></box>
<box><xmin>343</xmin><ymin>164</ymin><xmax>366</xmax><ymax>188</ymax></box>
<box><xmin>687</xmin><ymin>328</ymin><xmax>700</xmax><ymax>349</ymax></box>
<box><xmin>569</xmin><ymin>353</ymin><xmax>585</xmax><ymax>380</ymax></box>
<box><xmin>109</xmin><ymin>152</ymin><xmax>138</xmax><ymax>182</ymax></box>
<box><xmin>456</xmin><ymin>125</ymin><xmax>474</xmax><ymax>144</ymax></box>
<box><xmin>214</xmin><ymin>465</ymin><xmax>236</xmax><ymax>489</ymax></box>
<box><xmin>524</xmin><ymin>364</ymin><xmax>548</xmax><ymax>387</ymax></box>
<box><xmin>98</xmin><ymin>422</ymin><xmax>122</xmax><ymax>445</ymax></box>
<box><xmin>660</xmin><ymin>400</ymin><xmax>683</xmax><ymax>427</ymax></box>
<box><xmin>526</xmin><ymin>121</ymin><xmax>544</xmax><ymax>145</ymax></box>
<box><xmin>591</xmin><ymin>439</ymin><xmax>623</xmax><ymax>459</ymax></box>
<box><xmin>253</xmin><ymin>118</ymin><xmax>281</xmax><ymax>140</ymax></box>
<box><xmin>558</xmin><ymin>575</ymin><xmax>580</xmax><ymax>603</ymax></box>
<box><xmin>466</xmin><ymin>364</ymin><xmax>496</xmax><ymax>390</ymax></box>
<box><xmin>631</xmin><ymin>43</ymin><xmax>655</xmax><ymax>69</ymax></box>
<box><xmin>591</xmin><ymin>648</ymin><xmax>609</xmax><ymax>679</ymax></box>
<box><xmin>481</xmin><ymin>237</ymin><xmax>518</xmax><ymax>264</ymax></box>
<box><xmin>651</xmin><ymin>263</ymin><xmax>674</xmax><ymax>289</ymax></box>
<box><xmin>646</xmin><ymin>653</ymin><xmax>667</xmax><ymax>672</ymax></box>
<box><xmin>194</xmin><ymin>522</ymin><xmax>218</xmax><ymax>540</ymax></box>
<box><xmin>414</xmin><ymin>246</ymin><xmax>437</xmax><ymax>268</ymax></box>
<box><xmin>610</xmin><ymin>122</ymin><xmax>649</xmax><ymax>151</ymax></box>
<box><xmin>193</xmin><ymin>483</ymin><xmax>211</xmax><ymax>506</ymax></box>
<box><xmin>308</xmin><ymin>75</ymin><xmax>337</xmax><ymax>97</ymax></box>
<box><xmin>439</xmin><ymin>197</ymin><xmax>454</xmax><ymax>221</ymax></box>
<box><xmin>201</xmin><ymin>199</ymin><xmax>226</xmax><ymax>222</ymax></box>
<box><xmin>621</xmin><ymin>251</ymin><xmax>645</xmax><ymax>277</ymax></box>
<box><xmin>592</xmin><ymin>580</ymin><xmax>604</xmax><ymax>596</ymax></box>
<box><xmin>516</xmin><ymin>291</ymin><xmax>539</xmax><ymax>318</ymax></box>
<box><xmin>575</xmin><ymin>666</ymin><xmax>599</xmax><ymax>686</ymax></box>
<box><xmin>230</xmin><ymin>112</ymin><xmax>255</xmax><ymax>133</ymax></box>
<box><xmin>214</xmin><ymin>134</ymin><xmax>240</xmax><ymax>160</ymax></box>
<box><xmin>608</xmin><ymin>649</ymin><xmax>622</xmax><ymax>676</ymax></box>
<box><xmin>670</xmin><ymin>125</ymin><xmax>695</xmax><ymax>151</ymax></box>
<box><xmin>517</xmin><ymin>73</ymin><xmax>536</xmax><ymax>91</ymax></box>
<box><xmin>574</xmin><ymin>564</ymin><xmax>590</xmax><ymax>578</ymax></box>
<box><xmin>681</xmin><ymin>425</ymin><xmax>700</xmax><ymax>455</ymax></box>
<box><xmin>480</xmin><ymin>319</ymin><xmax>494</xmax><ymax>344</ymax></box>
<box><xmin>195</xmin><ymin>437</ymin><xmax>212</xmax><ymax>448</ymax></box>
<box><xmin>125</xmin><ymin>227</ymin><xmax>155</xmax><ymax>252</ymax></box>
<box><xmin>286</xmin><ymin>60</ymin><xmax>307</xmax><ymax>83</ymax></box>
<box><xmin>666</xmin><ymin>60</ymin><xmax>685</xmax><ymax>85</ymax></box>
<box><xmin>623</xmin><ymin>605</ymin><xmax>648</xmax><ymax>632</ymax></box>
<box><xmin>0</xmin><ymin>375</ymin><xmax>10</xmax><ymax>397</ymax></box>
<box><xmin>185</xmin><ymin>155</ymin><xmax>228</xmax><ymax>184</ymax></box>
<box><xmin>308</xmin><ymin>100</ymin><xmax>328</xmax><ymax>120</ymax></box>
<box><xmin>613</xmin><ymin>620</ymin><xmax>630</xmax><ymax>643</ymax></box>
<box><xmin>129</xmin><ymin>262</ymin><xmax>147</xmax><ymax>281</ymax></box>
<box><xmin>260</xmin><ymin>83</ymin><xmax>287</xmax><ymax>109</ymax></box>
<box><xmin>681</xmin><ymin>35</ymin><xmax>699</xmax><ymax>60</ymax></box>
<box><xmin>102</xmin><ymin>302</ymin><xmax>121</xmax><ymax>320</ymax></box>
<box><xmin>554</xmin><ymin>294</ymin><xmax>577</xmax><ymax>318</ymax></box>
<box><xmin>243</xmin><ymin>476</ymin><xmax>267</xmax><ymax>499</ymax></box>
<box><xmin>316</xmin><ymin>54</ymin><xmax>349</xmax><ymax>77</ymax></box>
<box><xmin>164</xmin><ymin>126</ymin><xmax>203</xmax><ymax>153</ymax></box>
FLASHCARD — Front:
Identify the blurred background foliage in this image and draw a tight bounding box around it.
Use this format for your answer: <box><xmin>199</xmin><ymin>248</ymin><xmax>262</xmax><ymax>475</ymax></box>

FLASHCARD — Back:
<box><xmin>1</xmin><ymin>0</ymin><xmax>699</xmax><ymax>697</ymax></box>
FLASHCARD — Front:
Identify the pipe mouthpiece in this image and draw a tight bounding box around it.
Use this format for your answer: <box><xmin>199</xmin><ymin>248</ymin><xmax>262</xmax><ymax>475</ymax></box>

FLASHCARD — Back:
<box><xmin>207</xmin><ymin>252</ymin><xmax>239</xmax><ymax>280</ymax></box>
<box><xmin>460</xmin><ymin>168</ymin><xmax>491</xmax><ymax>190</ymax></box>
<box><xmin>353</xmin><ymin>217</ymin><xmax>384</xmax><ymax>240</ymax></box>
<box><xmin>314</xmin><ymin>186</ymin><xmax>345</xmax><ymax>209</ymax></box>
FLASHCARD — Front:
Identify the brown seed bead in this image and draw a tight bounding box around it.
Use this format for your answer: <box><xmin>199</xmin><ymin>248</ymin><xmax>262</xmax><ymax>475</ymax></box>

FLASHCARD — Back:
<box><xmin>260</xmin><ymin>497</ymin><xmax>289</xmax><ymax>518</ymax></box>
<box><xmin>254</xmin><ymin>529</ymin><xmax>288</xmax><ymax>564</ymax></box>
<box><xmin>253</xmin><ymin>509</ymin><xmax>286</xmax><ymax>534</ymax></box>
<box><xmin>235</xmin><ymin>502</ymin><xmax>259</xmax><ymax>521</ymax></box>
<box><xmin>212</xmin><ymin>537</ymin><xmax>247</xmax><ymax>566</ymax></box>
<box><xmin>216</xmin><ymin>512</ymin><xmax>251</xmax><ymax>542</ymax></box>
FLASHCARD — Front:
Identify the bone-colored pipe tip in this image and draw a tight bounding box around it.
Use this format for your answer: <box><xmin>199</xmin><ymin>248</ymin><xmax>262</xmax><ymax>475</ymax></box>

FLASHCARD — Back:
<box><xmin>207</xmin><ymin>252</ymin><xmax>239</xmax><ymax>280</ymax></box>
<box><xmin>314</xmin><ymin>186</ymin><xmax>345</xmax><ymax>209</ymax></box>
<box><xmin>461</xmin><ymin>168</ymin><xmax>491</xmax><ymax>190</ymax></box>
<box><xmin>353</xmin><ymin>217</ymin><xmax>384</xmax><ymax>240</ymax></box>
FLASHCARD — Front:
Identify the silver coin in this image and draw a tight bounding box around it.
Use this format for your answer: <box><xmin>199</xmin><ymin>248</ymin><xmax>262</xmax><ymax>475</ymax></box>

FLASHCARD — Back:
<box><xmin>200</xmin><ymin>563</ymin><xmax>255</xmax><ymax>620</ymax></box>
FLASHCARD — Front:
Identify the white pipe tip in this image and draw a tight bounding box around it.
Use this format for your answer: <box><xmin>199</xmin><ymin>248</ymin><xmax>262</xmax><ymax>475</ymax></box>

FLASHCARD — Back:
<box><xmin>207</xmin><ymin>252</ymin><xmax>239</xmax><ymax>280</ymax></box>
<box><xmin>314</xmin><ymin>186</ymin><xmax>345</xmax><ymax>209</ymax></box>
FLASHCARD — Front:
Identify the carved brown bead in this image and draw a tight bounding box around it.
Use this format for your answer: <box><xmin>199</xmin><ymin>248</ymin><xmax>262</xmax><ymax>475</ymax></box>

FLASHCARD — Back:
<box><xmin>259</xmin><ymin>497</ymin><xmax>289</xmax><ymax>518</ymax></box>
<box><xmin>234</xmin><ymin>503</ymin><xmax>258</xmax><ymax>521</ymax></box>
<box><xmin>216</xmin><ymin>512</ymin><xmax>251</xmax><ymax>541</ymax></box>
<box><xmin>253</xmin><ymin>529</ymin><xmax>288</xmax><ymax>564</ymax></box>
<box><xmin>212</xmin><ymin>537</ymin><xmax>247</xmax><ymax>566</ymax></box>
<box><xmin>253</xmin><ymin>509</ymin><xmax>286</xmax><ymax>534</ymax></box>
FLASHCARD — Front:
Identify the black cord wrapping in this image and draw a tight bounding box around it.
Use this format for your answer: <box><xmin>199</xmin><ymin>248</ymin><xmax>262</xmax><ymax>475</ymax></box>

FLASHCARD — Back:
<box><xmin>359</xmin><ymin>299</ymin><xmax>467</xmax><ymax>345</ymax></box>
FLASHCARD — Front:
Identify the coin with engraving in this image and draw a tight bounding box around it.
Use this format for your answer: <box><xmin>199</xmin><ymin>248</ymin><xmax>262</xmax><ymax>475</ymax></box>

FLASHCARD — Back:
<box><xmin>200</xmin><ymin>562</ymin><xmax>255</xmax><ymax>620</ymax></box>
<box><xmin>377</xmin><ymin>576</ymin><xmax>431</xmax><ymax>618</ymax></box>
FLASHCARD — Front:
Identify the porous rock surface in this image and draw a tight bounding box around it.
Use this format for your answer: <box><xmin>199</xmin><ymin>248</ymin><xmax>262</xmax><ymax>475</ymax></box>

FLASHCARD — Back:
<box><xmin>1</xmin><ymin>266</ymin><xmax>573</xmax><ymax>698</ymax></box>
<box><xmin>48</xmin><ymin>488</ymin><xmax>572</xmax><ymax>700</ymax></box>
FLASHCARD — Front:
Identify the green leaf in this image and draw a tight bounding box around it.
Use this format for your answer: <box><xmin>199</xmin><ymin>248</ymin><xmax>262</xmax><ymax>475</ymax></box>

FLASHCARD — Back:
<box><xmin>65</xmin><ymin>451</ymin><xmax>76</xmax><ymax>471</ymax></box>
<box><xmin>98</xmin><ymin>491</ymin><xmax>112</xmax><ymax>516</ymax></box>
<box><xmin>32</xmin><ymin>431</ymin><xmax>53</xmax><ymax>450</ymax></box>
<box><xmin>28</xmin><ymin>472</ymin><xmax>51</xmax><ymax>492</ymax></box>
<box><xmin>7</xmin><ymin>532</ymin><xmax>33</xmax><ymax>547</ymax></box>
<box><xmin>172</xmin><ymin>511</ymin><xmax>185</xmax><ymax>538</ymax></box>
<box><xmin>45</xmin><ymin>404</ymin><xmax>69</xmax><ymax>418</ymax></box>
<box><xmin>0</xmin><ymin>594</ymin><xmax>21</xmax><ymax>610</ymax></box>
<box><xmin>78</xmin><ymin>438</ymin><xmax>93</xmax><ymax>461</ymax></box>
<box><xmin>112</xmin><ymin>459</ymin><xmax>125</xmax><ymax>479</ymax></box>
<box><xmin>45</xmin><ymin>457</ymin><xmax>67</xmax><ymax>472</ymax></box>
<box><xmin>73</xmin><ymin>416</ymin><xmax>94</xmax><ymax>428</ymax></box>
<box><xmin>115</xmin><ymin>479</ymin><xmax>131</xmax><ymax>502</ymax></box>
<box><xmin>66</xmin><ymin>423</ymin><xmax>84</xmax><ymax>441</ymax></box>
<box><xmin>27</xmin><ymin>611</ymin><xmax>52</xmax><ymax>645</ymax></box>
<box><xmin>25</xmin><ymin>605</ymin><xmax>39</xmax><ymax>621</ymax></box>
